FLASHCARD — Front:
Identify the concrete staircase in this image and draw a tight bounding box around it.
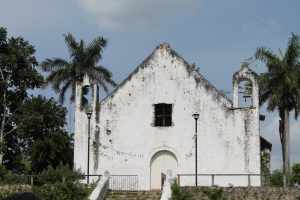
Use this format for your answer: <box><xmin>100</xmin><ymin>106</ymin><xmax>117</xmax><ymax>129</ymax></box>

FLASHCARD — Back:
<box><xmin>105</xmin><ymin>190</ymin><xmax>162</xmax><ymax>200</ymax></box>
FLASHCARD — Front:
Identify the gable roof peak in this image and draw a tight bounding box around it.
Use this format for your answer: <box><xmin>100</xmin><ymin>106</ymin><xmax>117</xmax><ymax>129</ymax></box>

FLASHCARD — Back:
<box><xmin>241</xmin><ymin>61</ymin><xmax>250</xmax><ymax>70</ymax></box>
<box><xmin>102</xmin><ymin>42</ymin><xmax>233</xmax><ymax>106</ymax></box>
<box><xmin>156</xmin><ymin>42</ymin><xmax>170</xmax><ymax>50</ymax></box>
<box><xmin>239</xmin><ymin>61</ymin><xmax>257</xmax><ymax>76</ymax></box>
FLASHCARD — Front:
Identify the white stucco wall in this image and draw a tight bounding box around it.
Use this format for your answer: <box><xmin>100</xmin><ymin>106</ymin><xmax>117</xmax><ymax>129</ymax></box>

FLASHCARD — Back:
<box><xmin>74</xmin><ymin>43</ymin><xmax>261</xmax><ymax>190</ymax></box>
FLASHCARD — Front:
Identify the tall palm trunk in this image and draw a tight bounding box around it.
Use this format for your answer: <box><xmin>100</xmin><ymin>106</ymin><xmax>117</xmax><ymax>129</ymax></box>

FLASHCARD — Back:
<box><xmin>281</xmin><ymin>108</ymin><xmax>290</xmax><ymax>187</ymax></box>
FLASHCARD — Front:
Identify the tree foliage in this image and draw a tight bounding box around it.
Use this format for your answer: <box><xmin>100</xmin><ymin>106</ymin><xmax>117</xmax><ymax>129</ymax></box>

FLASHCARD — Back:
<box><xmin>36</xmin><ymin>164</ymin><xmax>83</xmax><ymax>185</ymax></box>
<box><xmin>0</xmin><ymin>27</ymin><xmax>44</xmax><ymax>164</ymax></box>
<box><xmin>0</xmin><ymin>27</ymin><xmax>78</xmax><ymax>175</ymax></box>
<box><xmin>269</xmin><ymin>164</ymin><xmax>300</xmax><ymax>187</ymax></box>
<box><xmin>255</xmin><ymin>33</ymin><xmax>300</xmax><ymax>186</ymax></box>
<box><xmin>41</xmin><ymin>33</ymin><xmax>117</xmax><ymax>108</ymax></box>
<box><xmin>292</xmin><ymin>163</ymin><xmax>300</xmax><ymax>185</ymax></box>
<box><xmin>2</xmin><ymin>95</ymin><xmax>73</xmax><ymax>173</ymax></box>
<box><xmin>269</xmin><ymin>169</ymin><xmax>283</xmax><ymax>187</ymax></box>
<box><xmin>12</xmin><ymin>95</ymin><xmax>73</xmax><ymax>173</ymax></box>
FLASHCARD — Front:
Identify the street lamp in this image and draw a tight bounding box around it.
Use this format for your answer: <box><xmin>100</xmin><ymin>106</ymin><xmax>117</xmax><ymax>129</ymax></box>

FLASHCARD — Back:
<box><xmin>86</xmin><ymin>107</ymin><xmax>93</xmax><ymax>184</ymax></box>
<box><xmin>192</xmin><ymin>112</ymin><xmax>199</xmax><ymax>186</ymax></box>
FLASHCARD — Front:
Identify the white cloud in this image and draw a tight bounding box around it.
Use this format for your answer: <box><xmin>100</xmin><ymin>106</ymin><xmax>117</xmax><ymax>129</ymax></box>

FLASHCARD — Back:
<box><xmin>242</xmin><ymin>18</ymin><xmax>281</xmax><ymax>33</ymax></box>
<box><xmin>73</xmin><ymin>0</ymin><xmax>199</xmax><ymax>31</ymax></box>
<box><xmin>0</xmin><ymin>0</ymin><xmax>77</xmax><ymax>35</ymax></box>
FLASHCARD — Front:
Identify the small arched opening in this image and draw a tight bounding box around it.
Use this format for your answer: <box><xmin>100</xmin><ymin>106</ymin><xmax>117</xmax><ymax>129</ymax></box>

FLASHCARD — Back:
<box><xmin>238</xmin><ymin>79</ymin><xmax>253</xmax><ymax>108</ymax></box>
<box><xmin>232</xmin><ymin>64</ymin><xmax>258</xmax><ymax>108</ymax></box>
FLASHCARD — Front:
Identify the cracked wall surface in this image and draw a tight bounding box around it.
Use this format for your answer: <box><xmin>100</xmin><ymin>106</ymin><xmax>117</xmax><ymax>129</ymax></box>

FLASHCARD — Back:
<box><xmin>74</xmin><ymin>43</ymin><xmax>261</xmax><ymax>190</ymax></box>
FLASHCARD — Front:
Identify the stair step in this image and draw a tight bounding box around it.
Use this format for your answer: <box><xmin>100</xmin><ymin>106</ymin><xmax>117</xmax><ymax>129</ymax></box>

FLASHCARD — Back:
<box><xmin>105</xmin><ymin>190</ymin><xmax>162</xmax><ymax>200</ymax></box>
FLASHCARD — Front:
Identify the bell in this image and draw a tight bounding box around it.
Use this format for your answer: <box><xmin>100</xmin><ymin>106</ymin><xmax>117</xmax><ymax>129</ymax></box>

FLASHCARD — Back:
<box><xmin>242</xmin><ymin>88</ymin><xmax>252</xmax><ymax>102</ymax></box>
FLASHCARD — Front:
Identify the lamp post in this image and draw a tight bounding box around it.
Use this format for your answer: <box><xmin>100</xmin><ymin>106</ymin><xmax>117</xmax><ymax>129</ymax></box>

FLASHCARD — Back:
<box><xmin>192</xmin><ymin>112</ymin><xmax>199</xmax><ymax>186</ymax></box>
<box><xmin>86</xmin><ymin>108</ymin><xmax>92</xmax><ymax>184</ymax></box>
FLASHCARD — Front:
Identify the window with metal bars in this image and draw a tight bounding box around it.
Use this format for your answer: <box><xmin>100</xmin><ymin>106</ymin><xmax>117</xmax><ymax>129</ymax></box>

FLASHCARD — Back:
<box><xmin>154</xmin><ymin>104</ymin><xmax>172</xmax><ymax>126</ymax></box>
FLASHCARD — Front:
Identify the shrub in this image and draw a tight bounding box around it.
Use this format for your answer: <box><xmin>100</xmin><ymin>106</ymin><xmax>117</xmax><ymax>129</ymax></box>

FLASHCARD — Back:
<box><xmin>269</xmin><ymin>169</ymin><xmax>283</xmax><ymax>187</ymax></box>
<box><xmin>35</xmin><ymin>164</ymin><xmax>84</xmax><ymax>185</ymax></box>
<box><xmin>201</xmin><ymin>186</ymin><xmax>223</xmax><ymax>200</ymax></box>
<box><xmin>171</xmin><ymin>182</ymin><xmax>193</xmax><ymax>200</ymax></box>
<box><xmin>292</xmin><ymin>163</ymin><xmax>300</xmax><ymax>185</ymax></box>
<box><xmin>0</xmin><ymin>165</ymin><xmax>7</xmax><ymax>178</ymax></box>
<box><xmin>5</xmin><ymin>192</ymin><xmax>42</xmax><ymax>200</ymax></box>
<box><xmin>0</xmin><ymin>166</ymin><xmax>29</xmax><ymax>185</ymax></box>
<box><xmin>0</xmin><ymin>164</ymin><xmax>90</xmax><ymax>199</ymax></box>
<box><xmin>33</xmin><ymin>181</ymin><xmax>89</xmax><ymax>200</ymax></box>
<box><xmin>0</xmin><ymin>191</ymin><xmax>18</xmax><ymax>199</ymax></box>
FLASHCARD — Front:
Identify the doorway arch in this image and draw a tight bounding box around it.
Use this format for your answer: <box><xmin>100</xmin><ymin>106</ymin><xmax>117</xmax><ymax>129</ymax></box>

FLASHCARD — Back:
<box><xmin>150</xmin><ymin>150</ymin><xmax>178</xmax><ymax>190</ymax></box>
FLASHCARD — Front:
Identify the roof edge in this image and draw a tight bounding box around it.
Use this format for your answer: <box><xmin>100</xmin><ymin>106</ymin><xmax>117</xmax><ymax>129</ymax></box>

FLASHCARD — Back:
<box><xmin>101</xmin><ymin>43</ymin><xmax>233</xmax><ymax>106</ymax></box>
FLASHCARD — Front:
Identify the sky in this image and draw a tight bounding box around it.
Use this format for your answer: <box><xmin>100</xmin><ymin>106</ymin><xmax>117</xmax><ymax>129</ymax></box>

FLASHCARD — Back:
<box><xmin>1</xmin><ymin>0</ymin><xmax>300</xmax><ymax>171</ymax></box>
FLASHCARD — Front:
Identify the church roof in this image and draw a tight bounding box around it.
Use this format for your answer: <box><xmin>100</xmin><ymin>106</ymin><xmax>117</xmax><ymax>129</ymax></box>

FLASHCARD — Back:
<box><xmin>260</xmin><ymin>136</ymin><xmax>272</xmax><ymax>151</ymax></box>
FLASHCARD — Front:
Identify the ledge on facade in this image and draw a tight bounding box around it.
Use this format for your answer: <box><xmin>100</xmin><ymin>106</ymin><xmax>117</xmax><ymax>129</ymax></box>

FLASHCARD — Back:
<box><xmin>228</xmin><ymin>106</ymin><xmax>257</xmax><ymax>110</ymax></box>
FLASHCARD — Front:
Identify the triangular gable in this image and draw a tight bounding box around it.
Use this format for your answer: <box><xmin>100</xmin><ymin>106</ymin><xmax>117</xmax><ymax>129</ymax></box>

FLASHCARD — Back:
<box><xmin>102</xmin><ymin>43</ymin><xmax>232</xmax><ymax>106</ymax></box>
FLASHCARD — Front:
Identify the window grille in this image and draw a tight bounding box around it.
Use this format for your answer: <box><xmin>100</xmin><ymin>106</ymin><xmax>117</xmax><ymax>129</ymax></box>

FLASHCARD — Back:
<box><xmin>154</xmin><ymin>104</ymin><xmax>172</xmax><ymax>126</ymax></box>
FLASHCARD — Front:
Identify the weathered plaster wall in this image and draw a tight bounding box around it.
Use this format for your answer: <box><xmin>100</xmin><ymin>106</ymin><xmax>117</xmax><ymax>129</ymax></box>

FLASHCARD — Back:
<box><xmin>74</xmin><ymin>81</ymin><xmax>88</xmax><ymax>172</ymax></box>
<box><xmin>73</xmin><ymin>77</ymin><xmax>98</xmax><ymax>177</ymax></box>
<box><xmin>74</xmin><ymin>43</ymin><xmax>261</xmax><ymax>190</ymax></box>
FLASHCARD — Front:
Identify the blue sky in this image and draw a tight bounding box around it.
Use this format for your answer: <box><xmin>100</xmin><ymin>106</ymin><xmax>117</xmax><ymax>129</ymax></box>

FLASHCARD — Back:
<box><xmin>1</xmin><ymin>0</ymin><xmax>300</xmax><ymax>170</ymax></box>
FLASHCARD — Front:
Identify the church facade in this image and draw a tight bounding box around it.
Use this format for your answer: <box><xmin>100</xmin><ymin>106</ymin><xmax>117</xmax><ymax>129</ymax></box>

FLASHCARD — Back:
<box><xmin>74</xmin><ymin>43</ymin><xmax>268</xmax><ymax>190</ymax></box>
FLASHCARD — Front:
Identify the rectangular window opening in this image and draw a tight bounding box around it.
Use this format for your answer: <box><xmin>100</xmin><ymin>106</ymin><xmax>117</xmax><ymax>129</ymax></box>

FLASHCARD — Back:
<box><xmin>154</xmin><ymin>104</ymin><xmax>172</xmax><ymax>127</ymax></box>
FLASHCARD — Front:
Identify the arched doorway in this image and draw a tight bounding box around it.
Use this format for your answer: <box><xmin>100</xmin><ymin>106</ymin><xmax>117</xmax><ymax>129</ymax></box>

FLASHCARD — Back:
<box><xmin>150</xmin><ymin>150</ymin><xmax>178</xmax><ymax>190</ymax></box>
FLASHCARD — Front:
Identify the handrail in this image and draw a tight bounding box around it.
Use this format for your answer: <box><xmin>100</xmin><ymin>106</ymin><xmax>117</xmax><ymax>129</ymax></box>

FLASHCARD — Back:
<box><xmin>177</xmin><ymin>173</ymin><xmax>261</xmax><ymax>187</ymax></box>
<box><xmin>109</xmin><ymin>175</ymin><xmax>138</xmax><ymax>191</ymax></box>
<box><xmin>177</xmin><ymin>173</ymin><xmax>260</xmax><ymax>176</ymax></box>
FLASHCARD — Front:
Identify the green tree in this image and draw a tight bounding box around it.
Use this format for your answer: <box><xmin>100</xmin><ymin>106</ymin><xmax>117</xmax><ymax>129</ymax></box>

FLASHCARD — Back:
<box><xmin>269</xmin><ymin>169</ymin><xmax>283</xmax><ymax>187</ymax></box>
<box><xmin>292</xmin><ymin>163</ymin><xmax>300</xmax><ymax>185</ymax></box>
<box><xmin>11</xmin><ymin>95</ymin><xmax>73</xmax><ymax>173</ymax></box>
<box><xmin>255</xmin><ymin>33</ymin><xmax>300</xmax><ymax>187</ymax></box>
<box><xmin>0</xmin><ymin>27</ymin><xmax>44</xmax><ymax>164</ymax></box>
<box><xmin>41</xmin><ymin>33</ymin><xmax>117</xmax><ymax>108</ymax></box>
<box><xmin>2</xmin><ymin>131</ymin><xmax>26</xmax><ymax>173</ymax></box>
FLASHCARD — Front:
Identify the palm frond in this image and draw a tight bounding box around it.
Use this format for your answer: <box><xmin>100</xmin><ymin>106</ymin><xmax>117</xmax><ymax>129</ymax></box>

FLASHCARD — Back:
<box><xmin>94</xmin><ymin>66</ymin><xmax>117</xmax><ymax>88</ymax></box>
<box><xmin>63</xmin><ymin>33</ymin><xmax>78</xmax><ymax>59</ymax></box>
<box><xmin>95</xmin><ymin>66</ymin><xmax>113</xmax><ymax>80</ymax></box>
<box><xmin>58</xmin><ymin>79</ymin><xmax>73</xmax><ymax>103</ymax></box>
<box><xmin>255</xmin><ymin>47</ymin><xmax>282</xmax><ymax>72</ymax></box>
<box><xmin>45</xmin><ymin>67</ymin><xmax>71</xmax><ymax>89</ymax></box>
<box><xmin>284</xmin><ymin>33</ymin><xmax>300</xmax><ymax>67</ymax></box>
<box><xmin>102</xmin><ymin>74</ymin><xmax>117</xmax><ymax>87</ymax></box>
<box><xmin>41</xmin><ymin>58</ymin><xmax>69</xmax><ymax>72</ymax></box>
<box><xmin>86</xmin><ymin>37</ymin><xmax>107</xmax><ymax>64</ymax></box>
<box><xmin>98</xmin><ymin>81</ymin><xmax>109</xmax><ymax>94</ymax></box>
<box><xmin>278</xmin><ymin>48</ymin><xmax>284</xmax><ymax>59</ymax></box>
<box><xmin>42</xmin><ymin>33</ymin><xmax>116</xmax><ymax>107</ymax></box>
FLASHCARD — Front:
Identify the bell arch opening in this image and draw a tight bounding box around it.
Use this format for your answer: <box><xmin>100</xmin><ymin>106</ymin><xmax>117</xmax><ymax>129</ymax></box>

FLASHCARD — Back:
<box><xmin>232</xmin><ymin>64</ymin><xmax>258</xmax><ymax>108</ymax></box>
<box><xmin>238</xmin><ymin>79</ymin><xmax>253</xmax><ymax>108</ymax></box>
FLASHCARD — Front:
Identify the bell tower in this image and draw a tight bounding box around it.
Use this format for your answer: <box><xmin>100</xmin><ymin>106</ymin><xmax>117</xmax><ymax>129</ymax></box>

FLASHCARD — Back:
<box><xmin>232</xmin><ymin>63</ymin><xmax>259</xmax><ymax>108</ymax></box>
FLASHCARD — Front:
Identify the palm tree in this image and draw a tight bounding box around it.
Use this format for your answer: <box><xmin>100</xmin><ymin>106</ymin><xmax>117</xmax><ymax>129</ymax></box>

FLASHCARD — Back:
<box><xmin>41</xmin><ymin>33</ymin><xmax>117</xmax><ymax>108</ymax></box>
<box><xmin>255</xmin><ymin>33</ymin><xmax>300</xmax><ymax>187</ymax></box>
